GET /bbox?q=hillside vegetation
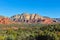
[0,23,60,40]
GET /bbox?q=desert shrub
[0,23,60,40]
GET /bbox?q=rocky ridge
[0,13,58,24]
[11,13,57,24]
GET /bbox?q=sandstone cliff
[11,13,56,24]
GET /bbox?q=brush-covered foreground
[0,23,60,40]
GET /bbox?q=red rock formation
[11,14,57,24]
[42,18,53,24]
[0,17,14,24]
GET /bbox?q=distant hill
[52,18,60,22]
[0,15,5,18]
[43,16,50,18]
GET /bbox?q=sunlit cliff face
[10,13,56,24]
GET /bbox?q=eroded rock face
[0,17,14,24]
[11,13,43,22]
[11,13,56,24]
[0,13,57,24]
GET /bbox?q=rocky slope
[0,13,58,24]
[11,13,57,24]
[0,16,14,24]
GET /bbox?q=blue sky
[0,0,60,18]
